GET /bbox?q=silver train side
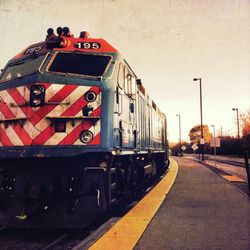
[0,28,169,228]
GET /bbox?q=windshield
[0,55,46,82]
[47,52,112,77]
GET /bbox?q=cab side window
[131,77,136,96]
[118,63,124,89]
[124,65,136,98]
[124,66,129,94]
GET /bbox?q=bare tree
[240,108,250,136]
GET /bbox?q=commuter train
[0,27,169,228]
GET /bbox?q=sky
[0,0,249,142]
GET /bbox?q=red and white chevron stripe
[0,83,101,146]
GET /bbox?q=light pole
[232,108,240,140]
[211,125,216,166]
[176,114,181,155]
[193,78,204,161]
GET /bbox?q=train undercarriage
[0,151,168,228]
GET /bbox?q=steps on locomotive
[109,167,118,205]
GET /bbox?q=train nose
[0,82,102,147]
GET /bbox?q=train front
[0,28,117,228]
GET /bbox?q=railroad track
[0,226,95,250]
[215,159,245,168]
[185,155,246,168]
[0,228,69,250]
[0,216,114,249]
[40,233,69,250]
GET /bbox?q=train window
[124,66,128,94]
[0,55,46,82]
[114,86,122,114]
[117,63,124,89]
[127,74,132,94]
[125,74,136,97]
[124,64,136,98]
[47,52,111,77]
[131,77,136,95]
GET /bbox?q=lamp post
[193,78,204,161]
[176,114,181,155]
[211,125,216,166]
[232,108,240,140]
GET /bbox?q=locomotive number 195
[74,42,101,50]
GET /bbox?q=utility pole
[193,78,204,161]
[232,108,240,140]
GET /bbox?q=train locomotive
[0,27,169,228]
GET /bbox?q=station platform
[135,157,250,250]
[89,157,250,250]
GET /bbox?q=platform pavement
[135,157,250,250]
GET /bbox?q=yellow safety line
[89,158,178,250]
[222,175,245,183]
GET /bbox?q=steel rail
[40,233,69,250]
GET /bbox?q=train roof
[12,28,119,61]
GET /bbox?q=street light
[211,125,216,166]
[232,108,240,140]
[193,78,204,161]
[176,114,182,155]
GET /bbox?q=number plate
[74,42,101,50]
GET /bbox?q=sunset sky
[0,0,249,142]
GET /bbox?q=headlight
[85,91,97,102]
[32,98,42,106]
[80,130,93,143]
[33,86,45,95]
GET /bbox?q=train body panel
[0,28,169,228]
